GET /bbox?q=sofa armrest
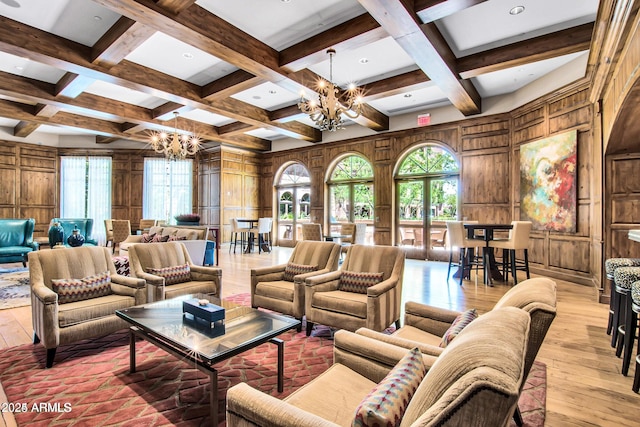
[226,382,339,427]
[354,328,444,358]
[27,241,39,251]
[403,301,462,337]
[304,270,341,286]
[121,235,143,245]
[333,330,438,383]
[31,282,57,304]
[189,264,222,281]
[251,264,287,279]
[136,271,164,286]
[366,276,398,297]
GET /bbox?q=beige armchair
[29,246,146,368]
[340,222,366,254]
[128,241,222,302]
[301,223,322,241]
[226,307,530,427]
[304,245,405,336]
[356,276,557,425]
[251,241,341,331]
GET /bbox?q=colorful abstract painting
[520,130,577,232]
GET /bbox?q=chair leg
[510,249,518,284]
[633,354,640,393]
[45,348,56,368]
[459,248,465,286]
[306,321,314,337]
[621,295,637,376]
[612,288,621,347]
[447,251,453,280]
[395,319,401,329]
[523,249,530,279]
[607,275,615,335]
[33,332,40,344]
[513,405,524,427]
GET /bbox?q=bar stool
[230,218,249,253]
[488,221,532,284]
[612,266,640,361]
[633,279,640,392]
[620,280,640,377]
[445,221,485,286]
[605,258,640,339]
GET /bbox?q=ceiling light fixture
[149,112,201,161]
[0,0,21,8]
[298,48,362,132]
[509,5,525,15]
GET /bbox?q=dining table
[461,223,513,286]
[237,219,259,253]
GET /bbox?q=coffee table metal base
[127,326,285,424]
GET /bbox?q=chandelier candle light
[298,49,363,132]
[149,112,201,160]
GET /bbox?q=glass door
[277,187,310,246]
[398,180,425,250]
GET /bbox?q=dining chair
[301,223,322,241]
[445,221,485,286]
[488,221,532,284]
[230,218,250,253]
[111,220,132,254]
[250,217,273,253]
[104,219,113,248]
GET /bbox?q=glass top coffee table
[116,294,300,424]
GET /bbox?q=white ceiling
[0,0,599,143]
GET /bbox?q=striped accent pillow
[147,263,191,285]
[52,271,112,304]
[151,234,170,243]
[168,235,187,242]
[353,347,426,427]
[283,263,318,282]
[141,233,154,243]
[338,270,384,294]
[439,308,478,347]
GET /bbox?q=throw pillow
[283,263,318,282]
[146,263,191,285]
[151,234,170,243]
[439,308,478,348]
[141,233,154,243]
[168,235,187,242]
[353,347,426,427]
[52,271,112,304]
[338,270,384,294]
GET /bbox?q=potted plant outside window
[175,213,200,226]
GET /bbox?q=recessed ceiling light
[359,58,369,64]
[281,0,291,3]
[183,52,194,59]
[0,0,21,8]
[253,95,262,100]
[268,90,277,94]
[14,66,23,71]
[93,15,102,21]
[509,5,525,15]
[404,93,412,98]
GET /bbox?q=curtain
[143,158,193,225]
[60,156,112,246]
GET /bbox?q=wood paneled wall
[260,85,599,288]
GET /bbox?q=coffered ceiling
[0,0,599,152]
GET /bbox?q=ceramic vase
[48,222,65,247]
[67,225,85,247]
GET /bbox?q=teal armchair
[0,218,38,266]
[52,218,98,246]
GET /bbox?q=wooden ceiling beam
[55,72,95,98]
[217,121,255,136]
[156,0,198,15]
[279,13,387,72]
[91,17,156,68]
[457,22,594,78]
[93,0,387,132]
[152,102,193,121]
[0,16,316,144]
[202,70,264,101]
[13,121,41,138]
[360,69,431,101]
[358,0,481,115]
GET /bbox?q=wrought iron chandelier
[298,49,362,132]
[149,112,201,160]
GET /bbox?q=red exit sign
[417,113,431,126]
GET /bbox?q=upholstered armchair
[227,307,530,427]
[356,276,557,425]
[29,246,146,368]
[52,218,98,246]
[301,223,322,241]
[304,245,405,336]
[251,241,341,331]
[0,218,38,266]
[128,241,222,302]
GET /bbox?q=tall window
[395,145,459,257]
[60,156,112,245]
[276,163,311,246]
[143,158,193,224]
[327,155,374,244]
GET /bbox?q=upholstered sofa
[51,218,98,246]
[226,307,530,427]
[29,246,146,368]
[119,225,215,266]
[0,218,38,266]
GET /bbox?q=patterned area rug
[0,294,546,426]
[0,267,30,310]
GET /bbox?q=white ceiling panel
[472,51,587,97]
[196,0,365,50]
[124,32,238,85]
[0,52,66,84]
[83,80,167,109]
[0,0,120,46]
[180,109,235,127]
[232,81,299,110]
[438,0,599,56]
[368,84,449,115]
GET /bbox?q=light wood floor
[1,246,638,426]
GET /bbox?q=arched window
[327,155,374,243]
[395,145,459,257]
[276,163,311,246]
